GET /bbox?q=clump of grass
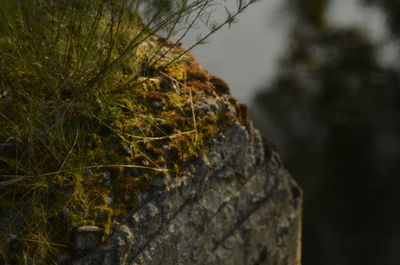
[0,0,256,263]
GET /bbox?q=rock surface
[68,122,302,265]
[75,226,104,253]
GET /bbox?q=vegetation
[0,0,256,263]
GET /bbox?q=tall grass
[0,0,257,263]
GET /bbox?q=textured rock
[69,120,302,265]
[75,226,104,252]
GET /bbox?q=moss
[163,64,187,81]
[209,75,231,95]
[237,103,249,126]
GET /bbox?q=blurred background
[184,0,400,265]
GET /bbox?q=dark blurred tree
[252,1,400,265]
[362,0,400,36]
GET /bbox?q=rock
[74,226,104,252]
[66,36,302,265]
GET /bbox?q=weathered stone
[74,226,104,252]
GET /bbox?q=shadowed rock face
[64,38,303,265]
